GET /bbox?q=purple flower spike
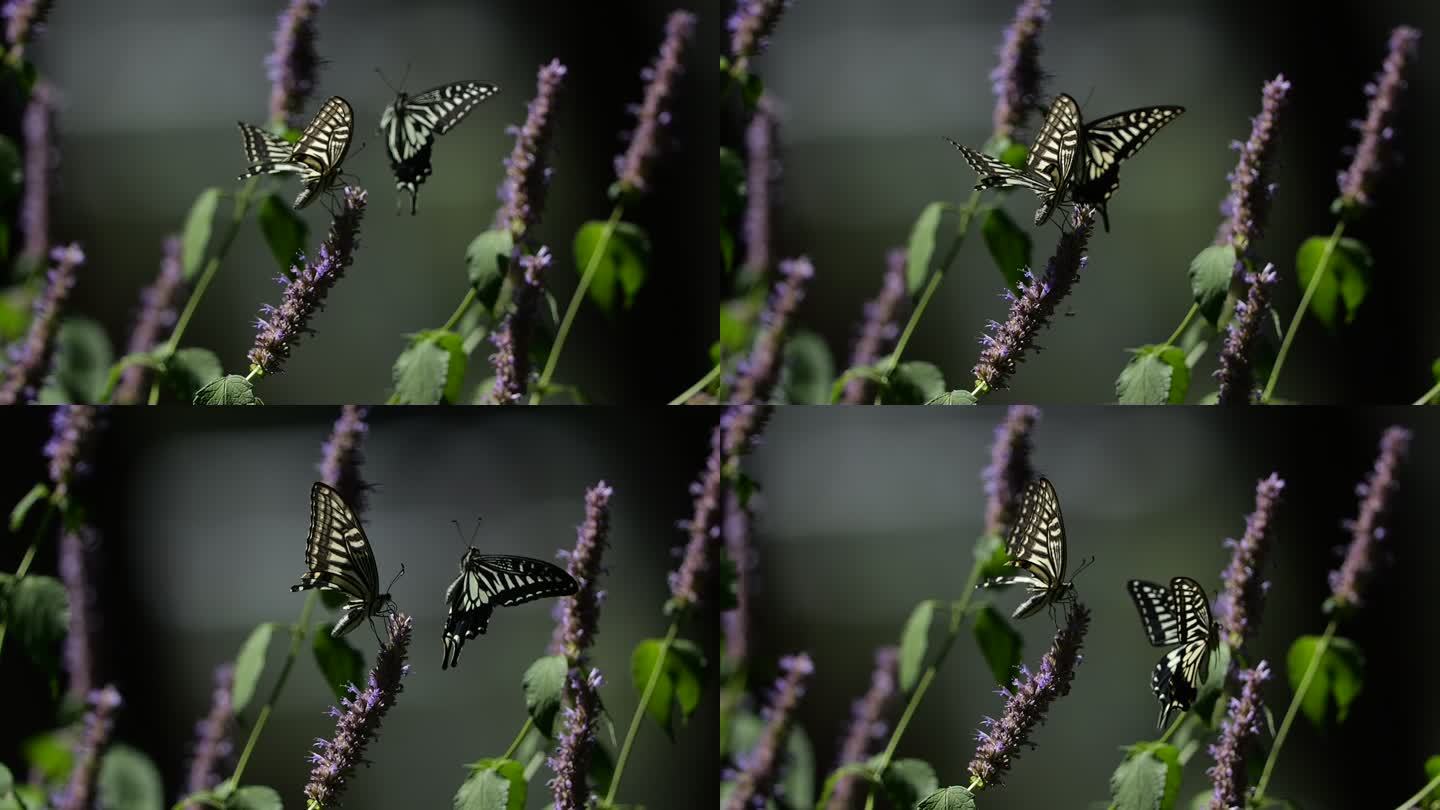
[972,207,1095,391]
[741,98,778,277]
[724,654,815,810]
[304,613,412,807]
[248,186,366,376]
[730,257,814,406]
[319,405,370,515]
[828,647,899,810]
[841,248,909,404]
[982,405,1041,536]
[115,236,188,404]
[990,0,1051,141]
[266,0,324,130]
[1216,75,1291,252]
[1214,474,1285,649]
[488,246,552,405]
[45,404,99,501]
[183,665,236,808]
[19,81,53,264]
[54,685,122,810]
[968,603,1089,788]
[2,0,53,63]
[614,11,695,197]
[1328,426,1412,609]
[0,243,85,405]
[1337,26,1421,211]
[1214,263,1279,406]
[549,667,603,810]
[729,0,790,68]
[495,60,566,243]
[721,488,755,664]
[1206,661,1270,810]
[60,527,98,702]
[552,482,613,664]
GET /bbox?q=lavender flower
[115,236,187,404]
[990,0,1051,142]
[551,482,613,664]
[841,248,908,404]
[1328,426,1412,610]
[1213,474,1285,649]
[549,667,603,810]
[2,0,53,64]
[0,243,85,405]
[730,257,814,405]
[828,647,899,810]
[973,207,1095,391]
[1216,75,1291,252]
[59,527,97,702]
[724,653,814,810]
[1337,26,1421,211]
[19,81,53,265]
[183,665,235,808]
[248,186,366,376]
[1214,263,1278,406]
[319,405,370,515]
[614,11,695,197]
[44,404,99,502]
[741,98,777,277]
[266,0,324,130]
[1206,661,1270,810]
[728,0,790,69]
[968,602,1089,788]
[488,247,551,404]
[305,613,412,807]
[982,405,1041,536]
[721,488,755,664]
[495,60,566,243]
[54,685,122,810]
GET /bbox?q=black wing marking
[441,550,578,670]
[291,481,380,603]
[946,138,1053,195]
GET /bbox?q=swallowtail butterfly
[291,482,400,638]
[1126,576,1219,728]
[979,477,1088,619]
[442,547,578,670]
[238,96,355,209]
[379,81,498,214]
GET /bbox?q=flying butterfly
[979,477,1090,620]
[291,481,401,638]
[379,80,498,214]
[441,537,578,670]
[238,95,355,209]
[1126,576,1219,728]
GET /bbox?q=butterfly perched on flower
[291,482,401,638]
[238,95,355,209]
[949,93,1184,231]
[1126,576,1220,728]
[442,546,578,670]
[979,477,1090,619]
[379,81,498,214]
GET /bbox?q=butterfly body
[379,81,498,214]
[980,477,1079,620]
[238,96,355,209]
[441,547,577,670]
[291,481,396,638]
[1126,576,1219,728]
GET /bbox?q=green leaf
[162,348,224,402]
[97,744,164,810]
[905,202,948,295]
[1191,642,1232,726]
[454,758,526,810]
[9,482,49,532]
[224,785,283,810]
[982,207,1032,289]
[181,188,223,281]
[231,623,275,715]
[720,146,746,222]
[391,330,465,404]
[1117,345,1189,405]
[0,763,11,796]
[631,638,706,736]
[1109,743,1181,810]
[22,729,74,783]
[928,389,978,405]
[898,600,936,691]
[971,605,1023,686]
[917,786,977,810]
[573,220,651,315]
[974,534,1012,581]
[781,330,834,404]
[1287,635,1364,727]
[998,140,1029,168]
[814,763,879,810]
[782,723,815,809]
[1295,236,1373,331]
[256,194,308,271]
[883,361,946,404]
[312,623,364,702]
[465,230,514,313]
[882,759,939,810]
[522,655,568,738]
[1423,755,1440,802]
[1188,245,1237,326]
[40,317,113,403]
[194,375,260,405]
[0,574,66,673]
[0,283,34,341]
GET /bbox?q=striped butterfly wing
[1128,576,1215,727]
[1023,94,1083,225]
[291,482,384,636]
[982,477,1069,619]
[381,81,498,214]
[1073,105,1184,230]
[290,96,355,209]
[441,551,578,670]
[1126,579,1185,647]
[237,124,304,178]
[946,138,1054,196]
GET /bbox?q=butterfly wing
[381,82,497,214]
[1137,576,1215,728]
[1024,95,1083,224]
[441,552,578,670]
[1126,579,1183,647]
[946,138,1053,195]
[289,96,355,208]
[1074,105,1184,230]
[291,482,381,605]
[236,123,306,179]
[982,478,1068,619]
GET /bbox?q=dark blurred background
[9,0,718,404]
[0,407,718,808]
[739,407,1436,809]
[733,0,1436,403]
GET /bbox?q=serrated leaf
[1287,635,1364,727]
[898,601,935,691]
[982,207,1032,289]
[312,623,364,702]
[465,230,513,314]
[905,202,947,295]
[194,375,259,405]
[391,330,465,404]
[257,194,307,271]
[928,389,978,405]
[163,348,224,401]
[1117,345,1189,405]
[1109,743,1181,810]
[39,317,113,403]
[574,220,650,315]
[0,574,66,674]
[181,188,222,281]
[231,623,275,715]
[1189,245,1237,326]
[97,744,164,810]
[917,786,977,810]
[631,638,706,737]
[523,655,568,738]
[454,758,526,810]
[883,361,945,404]
[781,330,834,404]
[224,785,283,810]
[971,605,1023,686]
[1295,236,1372,331]
[9,483,49,533]
[882,759,939,810]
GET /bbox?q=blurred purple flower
[841,248,908,404]
[551,481,613,663]
[1214,263,1278,406]
[828,647,899,810]
[115,236,187,404]
[1213,474,1285,649]
[19,81,53,265]
[54,685,122,810]
[729,0,790,67]
[721,488,755,664]
[741,98,778,277]
[44,404,99,501]
[1206,661,1270,810]
[0,243,85,405]
[266,0,324,130]
[982,405,1041,536]
[1216,75,1290,252]
[990,0,1050,142]
[1337,26,1420,211]
[1328,426,1411,609]
[730,257,814,405]
[248,186,366,376]
[495,60,566,242]
[319,405,370,515]
[59,526,97,702]
[2,0,52,63]
[488,246,551,405]
[183,665,235,808]
[548,667,603,810]
[724,653,814,810]
[614,11,695,197]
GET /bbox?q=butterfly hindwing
[946,138,1053,195]
[291,482,389,637]
[237,124,300,176]
[441,549,578,670]
[980,477,1073,620]
[380,81,497,214]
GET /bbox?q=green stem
[604,619,679,806]
[224,592,317,791]
[1156,712,1186,745]
[245,367,261,383]
[0,498,59,659]
[1412,377,1440,406]
[966,776,982,793]
[1252,618,1337,803]
[1160,303,1200,350]
[1261,220,1346,403]
[501,717,534,761]
[162,179,260,358]
[669,363,721,405]
[1394,769,1440,810]
[532,204,625,404]
[441,287,479,333]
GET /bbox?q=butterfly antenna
[375,66,400,95]
[468,516,483,548]
[1071,554,1097,582]
[387,562,407,593]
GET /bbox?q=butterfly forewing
[441,549,578,670]
[237,124,298,176]
[1024,95,1083,223]
[291,482,389,637]
[947,138,1052,195]
[381,81,497,214]
[981,477,1074,620]
[1073,105,1184,229]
